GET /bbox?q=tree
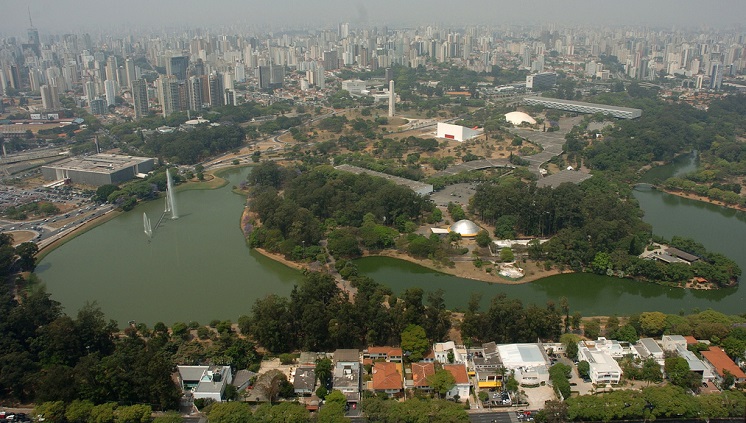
[114,404,152,423]
[66,399,94,423]
[639,312,667,337]
[583,319,601,339]
[253,402,309,423]
[315,357,333,389]
[208,402,253,423]
[640,357,663,384]
[475,230,491,248]
[317,402,347,423]
[615,324,639,343]
[664,357,697,389]
[15,242,39,271]
[325,389,347,407]
[152,412,184,423]
[577,361,590,379]
[255,369,287,403]
[499,247,514,263]
[34,401,67,423]
[401,324,429,362]
[94,184,119,203]
[565,341,579,361]
[89,403,117,423]
[427,369,456,398]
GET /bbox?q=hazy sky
[3,0,746,36]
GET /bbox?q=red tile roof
[411,363,435,388]
[443,364,469,384]
[372,362,403,391]
[701,347,746,379]
[367,346,403,357]
[683,336,698,345]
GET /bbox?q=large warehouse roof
[497,344,548,368]
[523,97,642,119]
[505,111,536,125]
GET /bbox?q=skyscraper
[188,76,203,111]
[167,56,189,81]
[131,79,149,119]
[124,58,136,89]
[710,63,723,90]
[156,75,180,117]
[106,56,118,83]
[323,50,339,70]
[208,72,224,106]
[104,79,117,106]
[40,84,61,111]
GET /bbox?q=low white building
[433,341,467,364]
[497,344,550,385]
[341,79,367,95]
[177,365,233,402]
[436,122,482,142]
[443,364,471,400]
[638,338,665,364]
[577,342,622,385]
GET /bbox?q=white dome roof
[505,111,537,125]
[449,219,481,237]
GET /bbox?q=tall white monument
[388,80,395,117]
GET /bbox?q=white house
[177,365,232,402]
[577,342,622,385]
[443,364,471,400]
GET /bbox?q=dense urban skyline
[3,0,746,35]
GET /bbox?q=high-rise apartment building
[40,84,60,111]
[167,56,189,81]
[208,72,224,106]
[188,76,203,111]
[131,79,149,119]
[323,50,339,70]
[124,58,136,89]
[156,75,180,117]
[104,79,117,106]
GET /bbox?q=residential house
[293,367,316,396]
[365,346,404,363]
[410,362,435,391]
[577,341,622,385]
[701,347,746,387]
[661,335,687,352]
[443,364,471,400]
[433,341,467,364]
[231,369,256,393]
[332,349,362,403]
[372,362,403,397]
[638,338,665,364]
[675,345,715,382]
[177,365,232,402]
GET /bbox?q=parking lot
[430,183,479,208]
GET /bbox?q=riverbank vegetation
[576,91,746,207]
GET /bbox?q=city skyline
[3,0,746,36]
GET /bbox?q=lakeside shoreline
[34,168,236,262]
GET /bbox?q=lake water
[36,156,746,325]
[36,167,303,326]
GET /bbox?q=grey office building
[41,154,155,186]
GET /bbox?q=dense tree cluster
[460,293,563,346]
[137,124,245,165]
[247,163,432,260]
[565,385,745,421]
[240,272,451,354]
[0,284,179,408]
[361,396,469,422]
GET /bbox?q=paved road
[505,115,584,175]
[469,411,519,423]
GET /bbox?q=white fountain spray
[165,168,178,220]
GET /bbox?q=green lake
[36,157,746,325]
